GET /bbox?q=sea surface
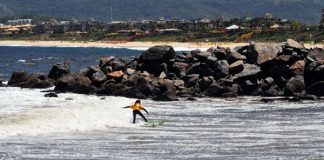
[0,46,324,160]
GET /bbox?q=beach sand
[0,40,322,50]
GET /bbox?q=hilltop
[0,0,323,24]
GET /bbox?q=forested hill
[0,0,323,24]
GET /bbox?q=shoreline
[0,40,322,50]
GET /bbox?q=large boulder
[48,63,71,80]
[304,62,324,87]
[246,43,282,65]
[8,72,54,88]
[226,49,246,64]
[91,70,107,87]
[136,77,155,96]
[229,60,244,75]
[171,62,189,78]
[55,74,91,94]
[8,71,29,86]
[99,57,114,68]
[308,48,324,63]
[208,47,227,60]
[306,81,324,96]
[139,45,176,63]
[285,75,305,95]
[286,39,304,50]
[21,74,54,88]
[232,64,261,83]
[192,51,213,61]
[214,60,229,78]
[153,90,179,101]
[205,82,226,97]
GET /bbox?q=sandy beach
[0,40,322,50]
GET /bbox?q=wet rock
[226,49,246,64]
[158,79,176,92]
[107,58,127,72]
[153,90,179,101]
[84,66,102,79]
[192,51,213,61]
[136,77,154,96]
[229,60,244,74]
[306,81,324,96]
[8,71,29,86]
[184,74,200,87]
[308,48,324,63]
[205,82,225,97]
[285,75,305,95]
[187,62,201,75]
[65,98,73,100]
[234,64,260,80]
[167,73,178,80]
[286,39,304,50]
[55,74,91,94]
[198,76,214,91]
[48,63,71,80]
[208,47,227,60]
[214,60,229,78]
[8,72,54,88]
[92,70,107,87]
[139,45,176,63]
[44,92,58,98]
[99,57,114,68]
[206,56,218,65]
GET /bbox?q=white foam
[17,59,26,63]
[0,87,140,138]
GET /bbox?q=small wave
[17,59,26,63]
[0,87,139,138]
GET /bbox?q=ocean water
[0,46,324,159]
[0,46,143,80]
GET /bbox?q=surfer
[123,99,149,123]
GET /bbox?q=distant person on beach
[123,99,149,123]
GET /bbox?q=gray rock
[214,60,229,78]
[286,39,304,50]
[139,45,176,63]
[48,63,71,80]
[229,60,244,74]
[285,75,305,95]
[247,43,282,65]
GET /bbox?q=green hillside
[0,0,323,24]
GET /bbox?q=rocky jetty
[5,39,324,101]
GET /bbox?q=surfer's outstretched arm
[142,108,149,115]
[123,106,130,108]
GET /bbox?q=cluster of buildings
[0,12,322,37]
[0,19,34,35]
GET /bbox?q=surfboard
[142,120,165,127]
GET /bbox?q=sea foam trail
[0,87,139,138]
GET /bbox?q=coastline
[0,40,322,50]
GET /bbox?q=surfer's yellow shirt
[130,103,144,111]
